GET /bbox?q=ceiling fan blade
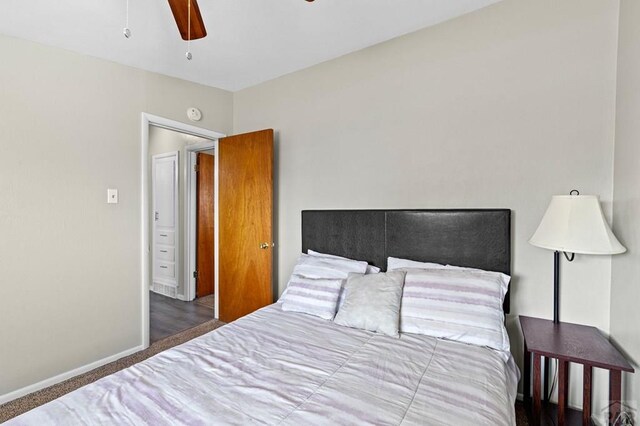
[167,0,207,41]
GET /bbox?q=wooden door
[196,153,215,298]
[218,129,273,322]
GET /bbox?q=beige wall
[148,126,212,298]
[2,0,637,419]
[611,0,640,414]
[234,0,620,413]
[0,34,232,397]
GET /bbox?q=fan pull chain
[185,0,193,60]
[123,0,131,38]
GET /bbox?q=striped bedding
[8,304,519,425]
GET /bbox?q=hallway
[150,292,214,343]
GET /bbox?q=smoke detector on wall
[187,107,202,122]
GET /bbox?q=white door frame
[185,142,215,302]
[141,113,225,349]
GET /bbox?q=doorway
[142,114,225,347]
[149,127,217,343]
[141,113,275,348]
[185,145,216,303]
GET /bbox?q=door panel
[218,129,273,322]
[196,153,215,298]
[152,152,178,292]
[154,158,176,228]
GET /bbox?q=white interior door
[152,151,179,298]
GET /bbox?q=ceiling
[0,0,500,92]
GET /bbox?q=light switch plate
[107,189,118,204]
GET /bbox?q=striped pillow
[400,268,510,354]
[281,275,343,320]
[308,250,381,274]
[292,254,369,279]
[278,254,369,307]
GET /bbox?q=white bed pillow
[387,257,511,293]
[292,253,369,279]
[445,264,511,293]
[387,256,446,271]
[281,275,343,320]
[399,268,510,354]
[334,271,406,337]
[308,249,381,274]
[278,254,369,304]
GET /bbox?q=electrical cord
[613,410,635,425]
[548,360,559,401]
[543,359,559,426]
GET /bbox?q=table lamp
[529,190,626,324]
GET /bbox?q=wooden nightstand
[520,316,634,426]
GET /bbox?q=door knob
[260,242,270,249]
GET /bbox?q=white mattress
[8,304,519,425]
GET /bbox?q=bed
[8,209,519,425]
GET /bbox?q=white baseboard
[0,344,144,405]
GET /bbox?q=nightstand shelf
[519,316,634,426]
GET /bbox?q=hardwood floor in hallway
[150,291,214,343]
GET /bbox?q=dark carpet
[516,401,529,425]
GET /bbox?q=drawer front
[155,261,175,280]
[156,230,175,246]
[156,246,175,262]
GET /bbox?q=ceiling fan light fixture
[123,0,131,39]
[185,0,192,60]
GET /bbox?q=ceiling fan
[167,0,207,41]
[165,0,316,42]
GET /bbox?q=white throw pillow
[308,249,381,274]
[445,264,511,293]
[334,271,406,337]
[281,275,343,320]
[278,254,369,304]
[399,268,510,354]
[387,256,446,271]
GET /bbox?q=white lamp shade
[529,195,626,255]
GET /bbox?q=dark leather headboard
[302,209,512,313]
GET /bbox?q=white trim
[214,140,220,319]
[185,151,197,301]
[186,140,217,152]
[145,114,225,141]
[141,113,225,348]
[0,344,144,405]
[141,115,150,349]
[184,141,216,302]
